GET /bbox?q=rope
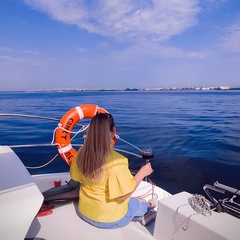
[115,135,143,153]
[130,169,158,202]
[9,143,56,148]
[176,194,212,231]
[49,126,71,165]
[0,113,60,122]
[51,124,86,166]
[136,180,158,203]
[26,154,59,169]
[188,194,212,216]
[57,122,89,135]
[2,113,152,170]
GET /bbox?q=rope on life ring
[55,104,115,165]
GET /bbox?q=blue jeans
[79,197,149,229]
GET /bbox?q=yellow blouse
[70,150,136,222]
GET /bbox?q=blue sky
[0,0,240,90]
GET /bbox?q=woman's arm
[117,162,153,201]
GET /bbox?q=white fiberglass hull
[1,146,239,240]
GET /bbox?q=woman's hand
[139,162,153,177]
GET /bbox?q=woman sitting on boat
[70,113,157,228]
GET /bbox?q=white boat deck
[27,199,156,240]
[1,145,239,240]
[0,146,171,240]
[27,173,170,240]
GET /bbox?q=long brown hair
[76,113,115,181]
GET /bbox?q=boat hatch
[0,146,44,240]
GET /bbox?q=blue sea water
[0,91,239,195]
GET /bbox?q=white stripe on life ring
[75,106,84,120]
[58,144,72,154]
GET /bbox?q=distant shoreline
[0,87,240,93]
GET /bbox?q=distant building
[219,86,230,90]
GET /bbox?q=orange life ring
[55,104,115,165]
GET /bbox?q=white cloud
[222,18,240,52]
[102,40,211,62]
[0,54,49,67]
[21,50,41,55]
[1,55,26,63]
[0,47,13,52]
[24,0,200,43]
